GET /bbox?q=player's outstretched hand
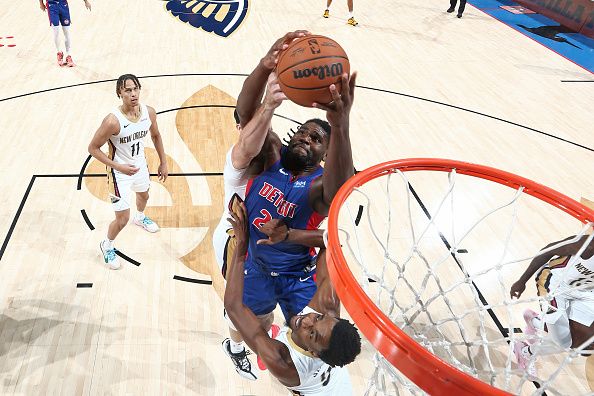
[84,0,92,11]
[313,71,357,128]
[261,30,310,70]
[39,2,46,12]
[229,202,249,249]
[257,218,289,245]
[509,280,526,299]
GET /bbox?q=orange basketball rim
[325,158,594,396]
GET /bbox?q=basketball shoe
[57,51,64,66]
[134,215,160,233]
[347,17,358,26]
[323,9,329,18]
[447,6,455,12]
[513,341,537,377]
[100,240,121,270]
[65,55,75,67]
[257,324,280,370]
[222,338,257,380]
[523,309,540,344]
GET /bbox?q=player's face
[119,80,140,106]
[286,123,328,168]
[289,312,338,357]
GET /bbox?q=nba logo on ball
[277,35,350,107]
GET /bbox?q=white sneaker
[134,216,159,233]
[222,338,257,380]
[100,241,121,270]
[513,341,537,377]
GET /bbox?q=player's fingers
[312,102,331,111]
[256,239,271,245]
[348,71,357,99]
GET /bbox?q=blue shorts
[47,1,71,26]
[243,259,317,321]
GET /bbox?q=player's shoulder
[103,113,120,127]
[145,105,157,117]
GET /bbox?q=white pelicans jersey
[107,104,151,171]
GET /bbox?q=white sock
[230,340,244,354]
[51,25,61,52]
[348,12,354,18]
[62,25,71,55]
[136,211,146,221]
[104,238,114,250]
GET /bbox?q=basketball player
[39,0,91,67]
[510,234,594,376]
[220,30,357,379]
[88,74,168,270]
[215,108,326,380]
[323,0,358,26]
[225,202,361,394]
[447,0,466,18]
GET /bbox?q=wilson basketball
[276,35,350,108]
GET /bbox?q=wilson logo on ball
[292,63,344,80]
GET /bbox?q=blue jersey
[244,147,325,275]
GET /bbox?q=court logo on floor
[165,0,249,37]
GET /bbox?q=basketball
[276,35,350,108]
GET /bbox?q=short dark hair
[116,74,141,98]
[318,319,361,367]
[303,118,331,140]
[233,108,240,124]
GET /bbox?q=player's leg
[347,0,358,26]
[100,170,134,269]
[47,2,64,65]
[58,1,75,66]
[447,0,457,13]
[132,166,159,232]
[324,0,332,18]
[567,297,594,349]
[457,0,467,17]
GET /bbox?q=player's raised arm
[307,249,340,316]
[236,30,309,126]
[231,73,285,170]
[310,72,357,215]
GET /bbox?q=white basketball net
[332,167,594,396]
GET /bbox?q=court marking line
[0,74,589,152]
[407,181,545,392]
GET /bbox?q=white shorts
[107,164,150,212]
[567,297,594,326]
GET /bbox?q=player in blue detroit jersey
[221,31,357,379]
[39,0,91,67]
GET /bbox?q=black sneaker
[222,338,257,380]
[447,6,455,12]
